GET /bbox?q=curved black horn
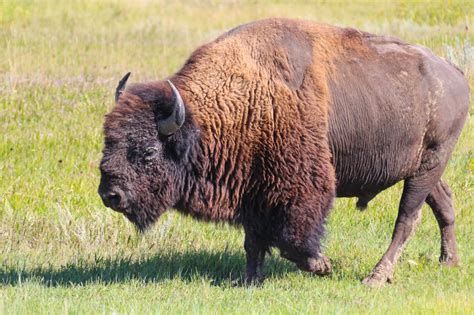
[115,72,131,102]
[157,80,185,136]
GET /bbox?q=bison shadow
[0,250,298,287]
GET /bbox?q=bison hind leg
[363,148,452,287]
[425,180,459,267]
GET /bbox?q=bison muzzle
[98,18,470,286]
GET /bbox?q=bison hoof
[297,255,332,276]
[243,274,264,286]
[362,271,393,287]
[439,254,459,267]
[312,255,333,276]
[356,199,368,211]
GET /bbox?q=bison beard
[98,18,469,286]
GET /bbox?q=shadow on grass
[0,250,297,287]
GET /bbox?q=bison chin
[121,204,167,233]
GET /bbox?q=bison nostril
[100,188,126,211]
[107,192,121,207]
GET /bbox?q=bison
[98,18,469,286]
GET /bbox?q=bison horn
[157,80,185,136]
[115,72,131,102]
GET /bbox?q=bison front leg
[295,254,332,276]
[243,228,267,285]
[279,243,332,276]
[278,206,333,277]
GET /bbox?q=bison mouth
[121,210,149,233]
[119,204,160,233]
[100,190,168,232]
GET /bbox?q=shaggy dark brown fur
[98,18,469,286]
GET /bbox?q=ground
[0,0,473,314]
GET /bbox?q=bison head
[98,73,196,231]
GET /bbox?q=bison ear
[115,72,131,102]
[157,80,185,136]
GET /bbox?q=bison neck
[175,131,251,223]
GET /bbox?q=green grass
[1,0,473,313]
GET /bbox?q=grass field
[1,0,473,313]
